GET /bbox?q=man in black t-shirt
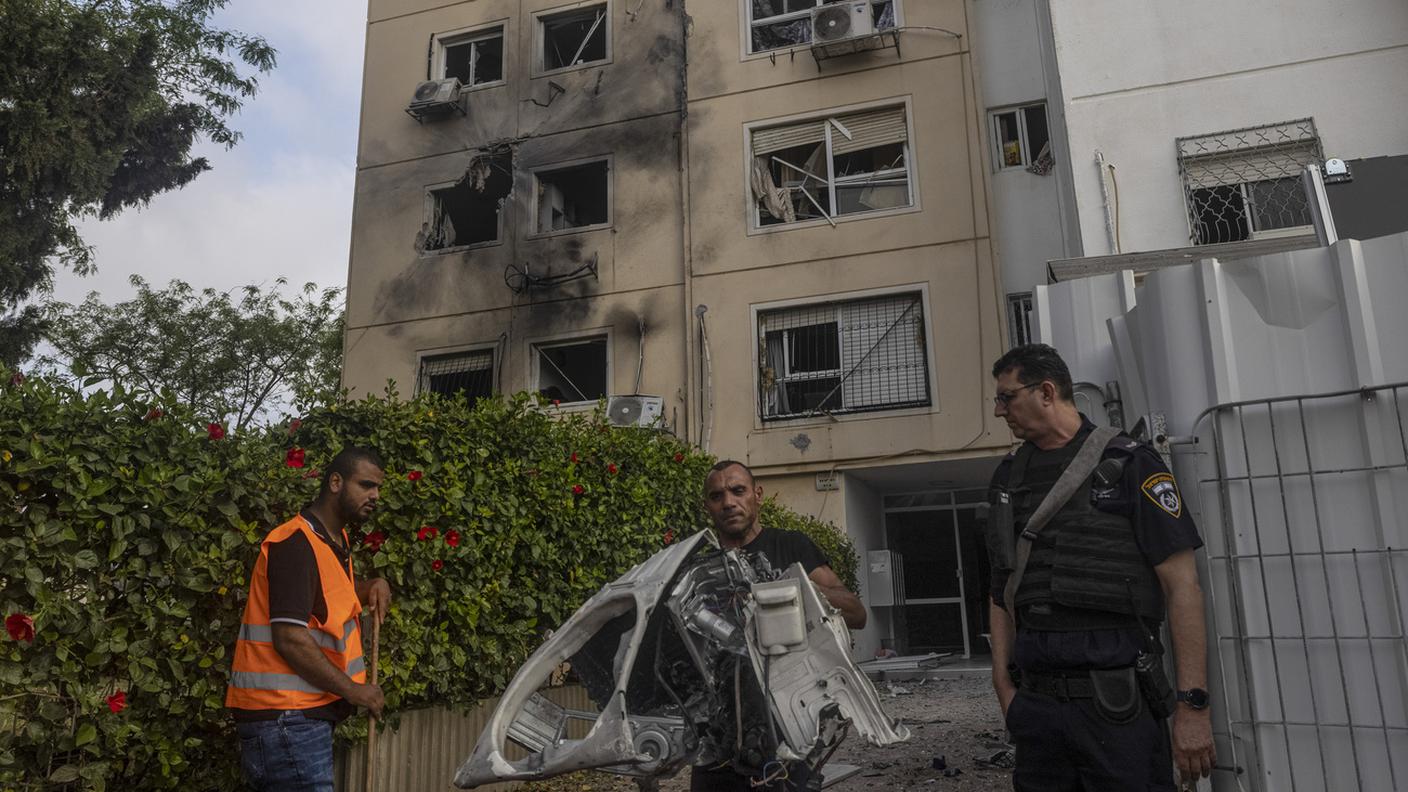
[691,460,866,792]
[985,344,1215,791]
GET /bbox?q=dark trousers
[1006,689,1176,791]
[690,761,818,792]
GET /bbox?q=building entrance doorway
[884,494,991,657]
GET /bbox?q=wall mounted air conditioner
[606,395,663,428]
[811,1,875,43]
[406,78,463,120]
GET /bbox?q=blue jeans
[235,710,335,791]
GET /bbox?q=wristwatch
[1176,688,1210,709]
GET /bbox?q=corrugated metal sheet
[334,686,594,792]
[1036,232,1408,792]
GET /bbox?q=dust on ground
[521,672,1014,792]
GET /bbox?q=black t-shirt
[231,510,355,722]
[986,418,1204,671]
[741,527,830,576]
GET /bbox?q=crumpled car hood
[453,532,909,788]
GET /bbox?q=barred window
[749,105,913,228]
[1006,292,1033,348]
[758,292,929,420]
[748,0,897,54]
[1177,119,1322,246]
[419,349,494,403]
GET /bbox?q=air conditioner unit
[811,1,875,44]
[606,395,664,428]
[407,77,463,119]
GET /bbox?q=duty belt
[1020,669,1124,700]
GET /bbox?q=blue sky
[52,0,368,305]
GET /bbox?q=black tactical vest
[1004,436,1165,623]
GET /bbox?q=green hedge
[0,373,857,790]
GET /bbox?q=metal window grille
[758,293,929,420]
[748,0,896,53]
[1006,292,1033,347]
[1177,119,1323,246]
[418,350,494,403]
[1178,382,1408,791]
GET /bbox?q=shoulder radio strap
[1002,425,1121,624]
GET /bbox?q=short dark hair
[320,446,384,493]
[706,459,755,486]
[991,343,1074,402]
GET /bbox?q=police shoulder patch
[1140,472,1183,518]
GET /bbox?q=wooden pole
[364,616,380,792]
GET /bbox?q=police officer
[984,345,1215,790]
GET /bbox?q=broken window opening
[541,5,608,71]
[749,0,897,54]
[423,154,513,252]
[759,292,928,420]
[751,106,912,228]
[442,27,504,87]
[419,349,495,403]
[535,336,608,404]
[536,160,610,233]
[989,102,1050,173]
[1006,292,1034,348]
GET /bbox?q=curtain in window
[750,156,796,222]
[761,331,790,417]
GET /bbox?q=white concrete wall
[1046,0,1408,255]
[842,474,888,659]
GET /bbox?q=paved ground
[521,670,1014,792]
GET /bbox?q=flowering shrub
[0,372,856,790]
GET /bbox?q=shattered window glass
[536,160,610,232]
[750,0,896,54]
[541,5,608,71]
[535,336,608,404]
[422,154,512,251]
[442,27,504,87]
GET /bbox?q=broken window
[1006,292,1033,348]
[441,27,504,87]
[419,349,495,403]
[540,5,608,71]
[535,336,608,404]
[535,159,610,233]
[749,0,896,54]
[422,154,513,251]
[1177,119,1321,245]
[749,105,912,228]
[759,292,928,420]
[989,102,1051,173]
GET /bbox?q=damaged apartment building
[343,0,1014,661]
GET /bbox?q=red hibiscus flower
[407,470,423,482]
[551,399,561,407]
[607,463,619,475]
[286,418,302,436]
[431,559,444,572]
[285,447,306,468]
[207,423,226,440]
[417,525,439,541]
[144,408,164,421]
[663,529,675,545]
[673,452,685,463]
[6,613,34,642]
[362,531,386,552]
[8,372,23,386]
[106,690,127,713]
[570,452,579,464]
[445,530,461,548]
[572,484,585,495]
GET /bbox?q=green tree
[42,276,344,431]
[0,0,277,365]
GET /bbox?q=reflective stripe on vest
[226,515,365,711]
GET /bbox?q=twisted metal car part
[454,532,909,788]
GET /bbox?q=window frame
[434,22,508,91]
[415,344,498,401]
[533,1,612,78]
[750,284,935,426]
[741,0,901,58]
[1006,292,1034,348]
[527,154,614,238]
[744,97,920,235]
[987,101,1048,173]
[528,329,613,409]
[421,173,508,255]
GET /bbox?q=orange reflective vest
[225,515,366,711]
